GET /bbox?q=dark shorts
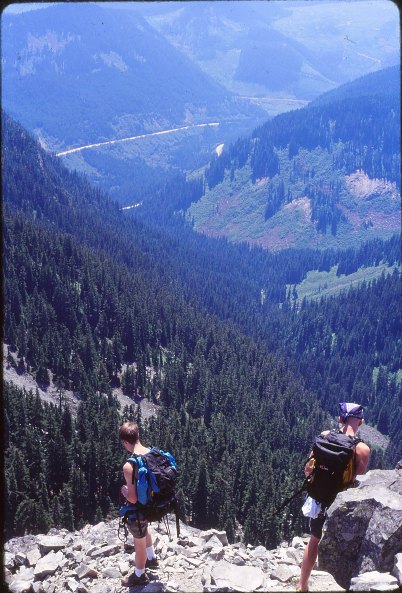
[126,517,148,539]
[309,508,327,539]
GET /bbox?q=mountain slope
[186,66,400,250]
[3,112,327,545]
[2,3,251,147]
[3,113,401,548]
[1,2,265,203]
[4,112,401,454]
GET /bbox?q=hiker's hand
[304,457,314,477]
[121,485,128,499]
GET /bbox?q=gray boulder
[8,581,34,593]
[101,566,121,578]
[210,560,264,592]
[37,536,66,555]
[10,567,34,583]
[5,552,16,571]
[66,579,89,593]
[270,564,299,583]
[14,552,27,567]
[308,569,345,591]
[356,469,402,492]
[33,550,64,579]
[87,543,120,558]
[349,570,399,591]
[203,535,224,550]
[75,563,98,579]
[319,466,402,589]
[207,547,225,561]
[392,553,402,585]
[200,529,229,546]
[26,547,42,567]
[251,545,268,559]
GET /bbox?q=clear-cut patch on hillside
[345,170,399,201]
[27,31,76,53]
[98,51,129,72]
[283,197,312,220]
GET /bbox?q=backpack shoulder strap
[351,436,363,462]
[127,454,140,468]
[127,455,145,484]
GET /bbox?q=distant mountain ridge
[2,3,258,148]
[2,2,265,203]
[126,0,400,106]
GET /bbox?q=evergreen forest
[3,91,401,549]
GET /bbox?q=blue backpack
[119,447,179,537]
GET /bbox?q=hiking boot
[121,572,149,587]
[146,556,158,569]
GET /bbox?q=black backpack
[305,430,360,507]
[273,430,360,515]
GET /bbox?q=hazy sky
[3,0,400,14]
[3,2,53,13]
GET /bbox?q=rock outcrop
[5,464,402,593]
[319,464,402,590]
[5,520,342,593]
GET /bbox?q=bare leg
[134,536,147,570]
[298,534,320,591]
[145,531,152,548]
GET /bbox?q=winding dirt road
[56,122,220,157]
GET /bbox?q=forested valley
[3,102,401,548]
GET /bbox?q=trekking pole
[173,498,180,538]
[269,478,309,518]
[269,449,316,518]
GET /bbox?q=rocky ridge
[5,464,402,593]
[5,519,342,593]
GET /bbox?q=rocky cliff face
[5,464,402,593]
[319,462,402,591]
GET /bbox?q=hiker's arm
[121,462,137,504]
[354,442,370,477]
[304,453,314,477]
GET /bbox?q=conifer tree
[192,458,210,529]
[61,485,75,531]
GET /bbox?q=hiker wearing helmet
[119,421,158,587]
[297,403,370,592]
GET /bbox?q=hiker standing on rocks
[297,402,370,592]
[119,421,158,587]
